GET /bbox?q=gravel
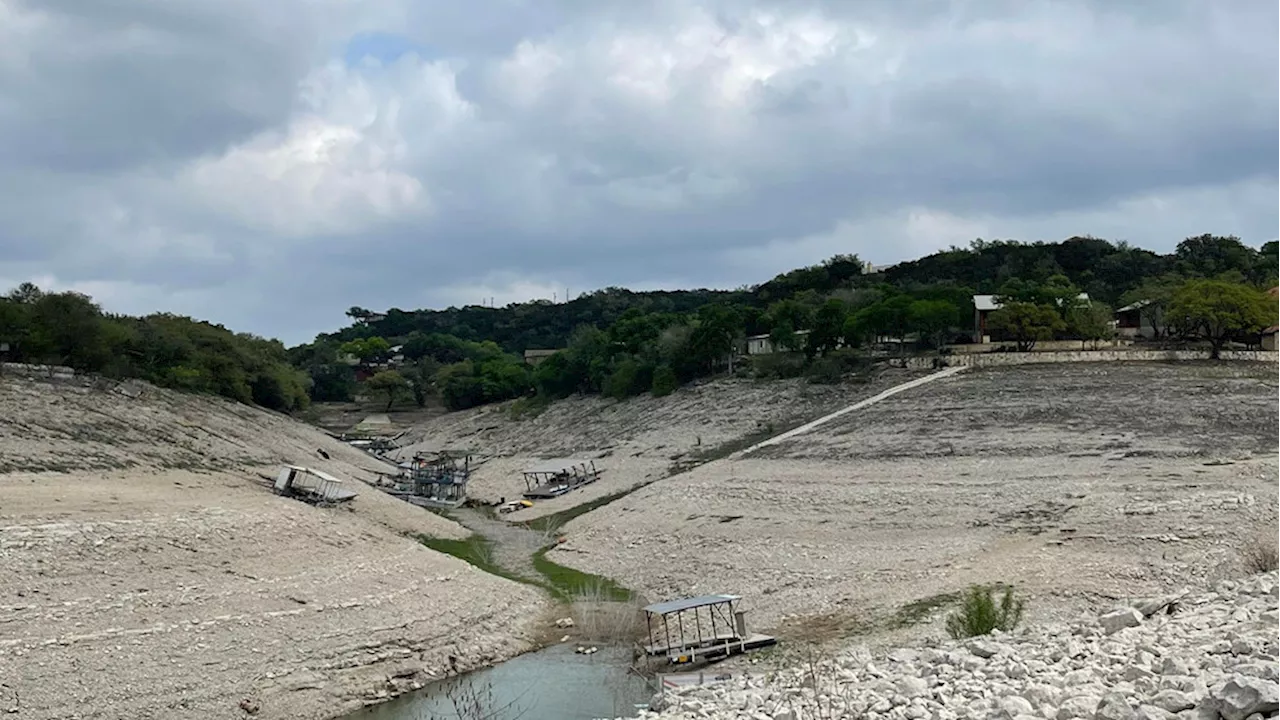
[635,572,1280,720]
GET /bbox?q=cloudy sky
[1,0,1276,344]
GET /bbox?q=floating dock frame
[641,594,777,666]
[274,465,358,504]
[521,459,601,500]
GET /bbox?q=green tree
[366,369,411,410]
[907,299,960,350]
[1174,235,1258,279]
[765,299,811,353]
[602,356,651,399]
[689,304,743,372]
[26,292,114,370]
[532,352,577,400]
[404,357,440,407]
[339,336,391,364]
[1041,274,1084,318]
[1168,279,1276,358]
[1067,302,1115,349]
[856,295,913,349]
[987,302,1066,352]
[805,298,848,358]
[6,282,44,304]
[436,361,484,410]
[650,364,679,397]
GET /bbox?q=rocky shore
[641,572,1279,720]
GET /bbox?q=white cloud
[0,0,1274,344]
[181,116,427,238]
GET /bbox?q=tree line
[0,283,309,411]
[293,234,1277,412]
[2,234,1273,415]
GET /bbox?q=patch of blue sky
[343,32,435,67]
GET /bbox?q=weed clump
[1241,532,1280,574]
[945,585,1025,639]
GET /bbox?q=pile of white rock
[638,572,1278,720]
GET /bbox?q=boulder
[1149,690,1196,713]
[1099,609,1143,635]
[1057,695,1101,719]
[967,639,1007,659]
[1211,676,1279,720]
[998,696,1035,718]
[1096,693,1137,720]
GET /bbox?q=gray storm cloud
[0,0,1275,344]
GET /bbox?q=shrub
[1241,532,1279,574]
[945,585,1025,639]
[749,352,807,380]
[803,349,870,385]
[651,364,679,396]
[603,357,652,399]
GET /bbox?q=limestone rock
[1211,676,1279,720]
[1099,608,1143,635]
[1096,693,1137,720]
[968,638,1006,659]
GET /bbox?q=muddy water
[343,643,655,720]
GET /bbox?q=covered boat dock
[642,594,776,666]
[521,459,601,499]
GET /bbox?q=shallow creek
[342,643,655,720]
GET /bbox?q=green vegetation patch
[418,532,633,603]
[532,547,632,602]
[417,534,531,587]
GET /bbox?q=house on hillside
[523,348,562,366]
[1114,300,1161,339]
[861,260,899,275]
[972,293,1090,344]
[1262,326,1278,352]
[972,295,1002,344]
[746,330,810,355]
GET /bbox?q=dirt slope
[0,376,547,720]
[552,362,1279,641]
[393,369,927,519]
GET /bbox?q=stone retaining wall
[895,350,1280,371]
[0,362,75,380]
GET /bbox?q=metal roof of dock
[643,594,741,615]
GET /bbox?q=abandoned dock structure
[273,465,358,505]
[521,459,601,500]
[387,451,473,509]
[642,594,777,666]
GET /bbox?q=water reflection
[344,644,654,720]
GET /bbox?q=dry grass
[569,579,646,644]
[1241,531,1280,574]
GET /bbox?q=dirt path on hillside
[555,362,1280,644]
[733,366,968,457]
[456,369,972,592]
